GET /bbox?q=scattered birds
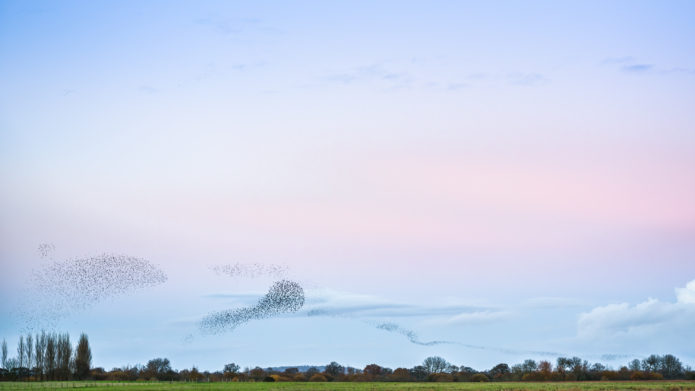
[211,263,288,279]
[37,243,55,259]
[376,322,453,346]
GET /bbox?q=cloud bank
[577,279,695,356]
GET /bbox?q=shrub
[470,373,489,382]
[631,371,646,380]
[522,372,546,381]
[600,371,619,381]
[429,373,454,382]
[648,372,664,380]
[391,368,412,381]
[309,374,328,382]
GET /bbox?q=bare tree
[423,356,449,374]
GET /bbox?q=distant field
[1,382,695,391]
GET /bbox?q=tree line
[2,332,694,383]
[187,355,694,383]
[1,332,91,381]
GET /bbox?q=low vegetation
[2,381,695,391]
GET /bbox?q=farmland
[1,382,695,391]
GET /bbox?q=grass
[1,382,695,391]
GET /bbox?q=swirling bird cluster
[200,279,305,334]
[25,253,167,327]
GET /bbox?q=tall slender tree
[17,335,25,370]
[45,333,56,380]
[74,333,91,380]
[1,339,7,369]
[35,331,47,380]
[56,333,72,380]
[25,334,33,372]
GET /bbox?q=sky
[1,0,695,372]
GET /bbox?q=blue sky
[1,0,695,371]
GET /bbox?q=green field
[1,382,695,391]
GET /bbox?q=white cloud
[446,310,512,325]
[676,279,695,304]
[577,279,695,351]
[523,296,585,309]
[577,298,687,338]
[303,288,489,319]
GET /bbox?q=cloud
[577,279,695,341]
[603,56,695,75]
[662,67,695,75]
[444,310,511,325]
[446,82,469,91]
[578,299,683,337]
[304,289,549,353]
[303,289,489,319]
[138,85,158,94]
[507,72,547,86]
[523,297,585,309]
[601,56,693,75]
[601,56,635,65]
[195,16,262,35]
[306,303,490,318]
[676,280,695,304]
[621,64,653,73]
[325,64,411,89]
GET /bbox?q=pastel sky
[1,0,694,371]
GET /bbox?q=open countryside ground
[1,382,695,391]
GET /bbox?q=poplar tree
[1,339,7,369]
[25,334,33,371]
[35,331,47,380]
[56,333,71,379]
[17,335,24,370]
[45,334,56,379]
[74,333,91,380]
